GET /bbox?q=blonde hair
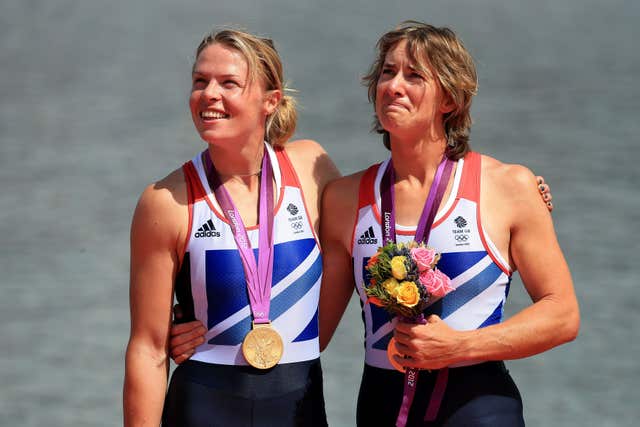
[194,29,297,146]
[362,21,478,159]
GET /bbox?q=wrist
[456,329,481,363]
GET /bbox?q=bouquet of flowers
[364,241,453,319]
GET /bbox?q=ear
[439,92,456,114]
[263,89,282,115]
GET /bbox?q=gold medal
[242,322,284,369]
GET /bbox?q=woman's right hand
[170,304,207,364]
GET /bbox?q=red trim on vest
[180,162,198,267]
[274,147,320,247]
[359,163,381,209]
[351,164,382,254]
[183,161,208,203]
[457,151,481,202]
[460,152,511,275]
[274,146,297,187]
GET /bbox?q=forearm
[459,296,579,363]
[319,288,352,351]
[123,344,169,427]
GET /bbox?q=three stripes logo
[357,226,378,245]
[194,219,221,238]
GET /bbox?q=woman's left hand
[392,315,464,370]
[536,176,554,212]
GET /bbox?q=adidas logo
[357,226,378,245]
[194,219,221,238]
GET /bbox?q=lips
[383,101,409,112]
[200,110,229,121]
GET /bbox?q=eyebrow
[191,71,242,79]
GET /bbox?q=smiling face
[189,43,279,146]
[375,40,453,143]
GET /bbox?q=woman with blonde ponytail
[124,28,339,427]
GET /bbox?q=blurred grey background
[1,0,639,425]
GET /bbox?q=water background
[1,0,639,425]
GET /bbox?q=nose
[203,80,221,101]
[385,72,405,97]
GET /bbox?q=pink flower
[410,247,437,272]
[419,269,454,298]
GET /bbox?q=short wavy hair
[362,21,478,159]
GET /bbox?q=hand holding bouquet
[364,241,453,319]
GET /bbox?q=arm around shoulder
[318,174,361,351]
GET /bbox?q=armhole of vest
[276,147,321,248]
[467,153,511,275]
[181,162,198,265]
[350,164,380,256]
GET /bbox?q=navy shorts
[357,361,524,427]
[162,358,327,427]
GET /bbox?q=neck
[390,133,447,184]
[208,139,265,186]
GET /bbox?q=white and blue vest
[176,143,321,366]
[352,152,512,370]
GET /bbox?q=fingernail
[537,178,543,184]
[538,185,545,191]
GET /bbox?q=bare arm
[318,174,361,351]
[394,164,578,369]
[460,165,578,360]
[123,173,186,425]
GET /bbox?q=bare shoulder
[321,170,366,249]
[284,139,328,160]
[136,168,187,215]
[132,167,189,249]
[322,170,365,229]
[480,154,540,202]
[323,170,365,208]
[283,139,340,183]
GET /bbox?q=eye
[222,79,240,88]
[192,77,207,88]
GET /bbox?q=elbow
[560,303,581,344]
[566,310,580,343]
[125,337,169,369]
[319,332,329,353]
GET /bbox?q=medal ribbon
[380,155,454,427]
[203,150,275,325]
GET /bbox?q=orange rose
[396,281,420,307]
